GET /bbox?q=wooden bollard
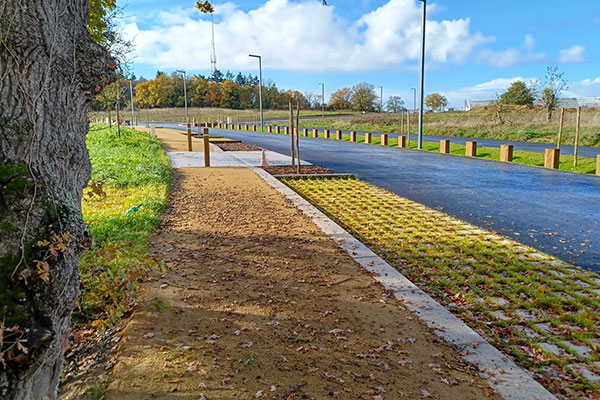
[398,135,406,148]
[302,128,308,137]
[236,124,241,130]
[186,122,192,152]
[203,128,210,167]
[365,132,371,144]
[252,125,257,131]
[381,134,388,146]
[350,131,356,142]
[466,141,477,157]
[312,129,318,138]
[276,126,281,134]
[500,144,513,162]
[324,129,330,139]
[336,130,342,140]
[440,139,450,154]
[268,125,272,133]
[544,148,560,169]
[596,155,600,176]
[245,124,250,131]
[284,126,289,135]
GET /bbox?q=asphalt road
[157,122,600,271]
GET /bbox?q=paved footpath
[105,129,506,399]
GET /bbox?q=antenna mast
[210,12,217,74]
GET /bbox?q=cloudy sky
[120,0,600,108]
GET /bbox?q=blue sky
[120,0,600,108]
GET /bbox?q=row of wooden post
[224,120,600,176]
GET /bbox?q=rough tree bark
[0,1,115,399]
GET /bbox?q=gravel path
[105,167,499,400]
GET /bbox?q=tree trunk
[0,1,115,399]
[116,103,121,138]
[289,101,295,168]
[295,102,301,174]
[546,106,553,122]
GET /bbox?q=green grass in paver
[281,176,600,399]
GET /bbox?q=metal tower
[210,12,217,74]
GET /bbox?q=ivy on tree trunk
[0,1,115,399]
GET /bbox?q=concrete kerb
[251,167,556,400]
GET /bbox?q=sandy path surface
[135,126,213,152]
[105,167,499,400]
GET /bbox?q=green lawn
[282,176,600,398]
[77,124,171,327]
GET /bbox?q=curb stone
[251,167,556,400]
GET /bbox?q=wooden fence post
[324,129,330,139]
[381,134,388,146]
[268,125,273,133]
[284,126,289,135]
[544,148,560,169]
[500,144,513,162]
[276,126,281,134]
[187,122,192,152]
[365,132,372,144]
[440,139,450,154]
[203,128,210,167]
[557,108,564,150]
[252,124,256,131]
[336,130,342,140]
[312,128,318,138]
[398,135,406,148]
[596,155,600,176]
[466,141,477,157]
[350,131,356,142]
[302,128,308,137]
[574,107,581,167]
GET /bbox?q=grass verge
[282,176,600,399]
[77,124,171,328]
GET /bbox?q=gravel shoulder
[105,167,499,399]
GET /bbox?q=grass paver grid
[282,176,600,399]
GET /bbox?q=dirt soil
[105,167,500,400]
[215,142,263,151]
[261,165,336,175]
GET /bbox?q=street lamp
[319,83,325,118]
[249,54,263,133]
[417,0,426,150]
[175,70,189,125]
[411,88,417,113]
[377,86,383,112]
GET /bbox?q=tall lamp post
[377,86,384,112]
[176,70,189,124]
[411,88,417,113]
[249,54,263,132]
[417,0,426,150]
[129,77,135,125]
[319,83,325,118]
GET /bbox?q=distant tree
[211,69,224,83]
[330,88,352,110]
[206,81,222,107]
[99,80,126,135]
[221,80,241,109]
[304,92,321,109]
[224,70,235,81]
[235,72,247,86]
[386,96,405,113]
[351,83,377,112]
[134,73,176,108]
[425,93,448,112]
[541,66,568,122]
[500,81,535,106]
[188,76,209,107]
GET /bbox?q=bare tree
[541,66,568,122]
[0,1,115,399]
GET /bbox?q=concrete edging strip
[251,167,556,400]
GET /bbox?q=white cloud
[122,0,492,73]
[563,77,600,97]
[558,45,586,64]
[476,35,547,68]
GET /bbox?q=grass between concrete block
[281,175,600,399]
